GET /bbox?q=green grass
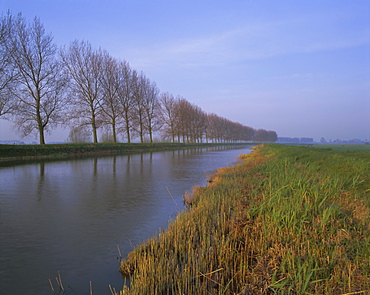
[118,144,370,294]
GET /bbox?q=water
[0,145,253,294]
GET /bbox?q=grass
[118,144,370,294]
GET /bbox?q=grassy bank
[0,142,249,162]
[119,144,370,294]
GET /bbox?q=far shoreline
[0,142,255,164]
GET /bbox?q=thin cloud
[124,12,369,70]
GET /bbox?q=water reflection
[0,145,252,294]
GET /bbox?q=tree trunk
[126,128,131,143]
[149,128,153,143]
[112,123,117,143]
[139,120,144,143]
[92,122,98,143]
[39,125,45,145]
[139,130,143,143]
[124,110,131,143]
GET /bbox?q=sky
[0,0,369,143]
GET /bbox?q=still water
[0,145,253,294]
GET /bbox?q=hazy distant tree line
[0,12,277,144]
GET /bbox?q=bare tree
[60,40,103,143]
[172,98,206,143]
[244,125,255,142]
[253,129,269,142]
[267,130,277,142]
[116,60,134,143]
[99,127,114,143]
[0,12,17,117]
[159,92,177,142]
[188,104,205,143]
[99,51,121,142]
[205,113,219,143]
[7,14,68,144]
[173,97,188,142]
[66,125,91,143]
[205,112,255,143]
[131,70,148,143]
[143,80,160,143]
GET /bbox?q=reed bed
[119,144,370,294]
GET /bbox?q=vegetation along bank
[119,144,370,294]
[0,142,252,163]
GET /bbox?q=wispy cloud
[124,12,369,70]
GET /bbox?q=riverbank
[119,144,370,294]
[0,142,250,163]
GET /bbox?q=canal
[0,145,253,294]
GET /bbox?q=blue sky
[0,0,369,142]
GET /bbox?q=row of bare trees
[0,12,277,144]
[159,93,277,143]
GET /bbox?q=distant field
[312,144,370,152]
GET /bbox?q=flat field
[119,144,370,294]
[313,144,370,152]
